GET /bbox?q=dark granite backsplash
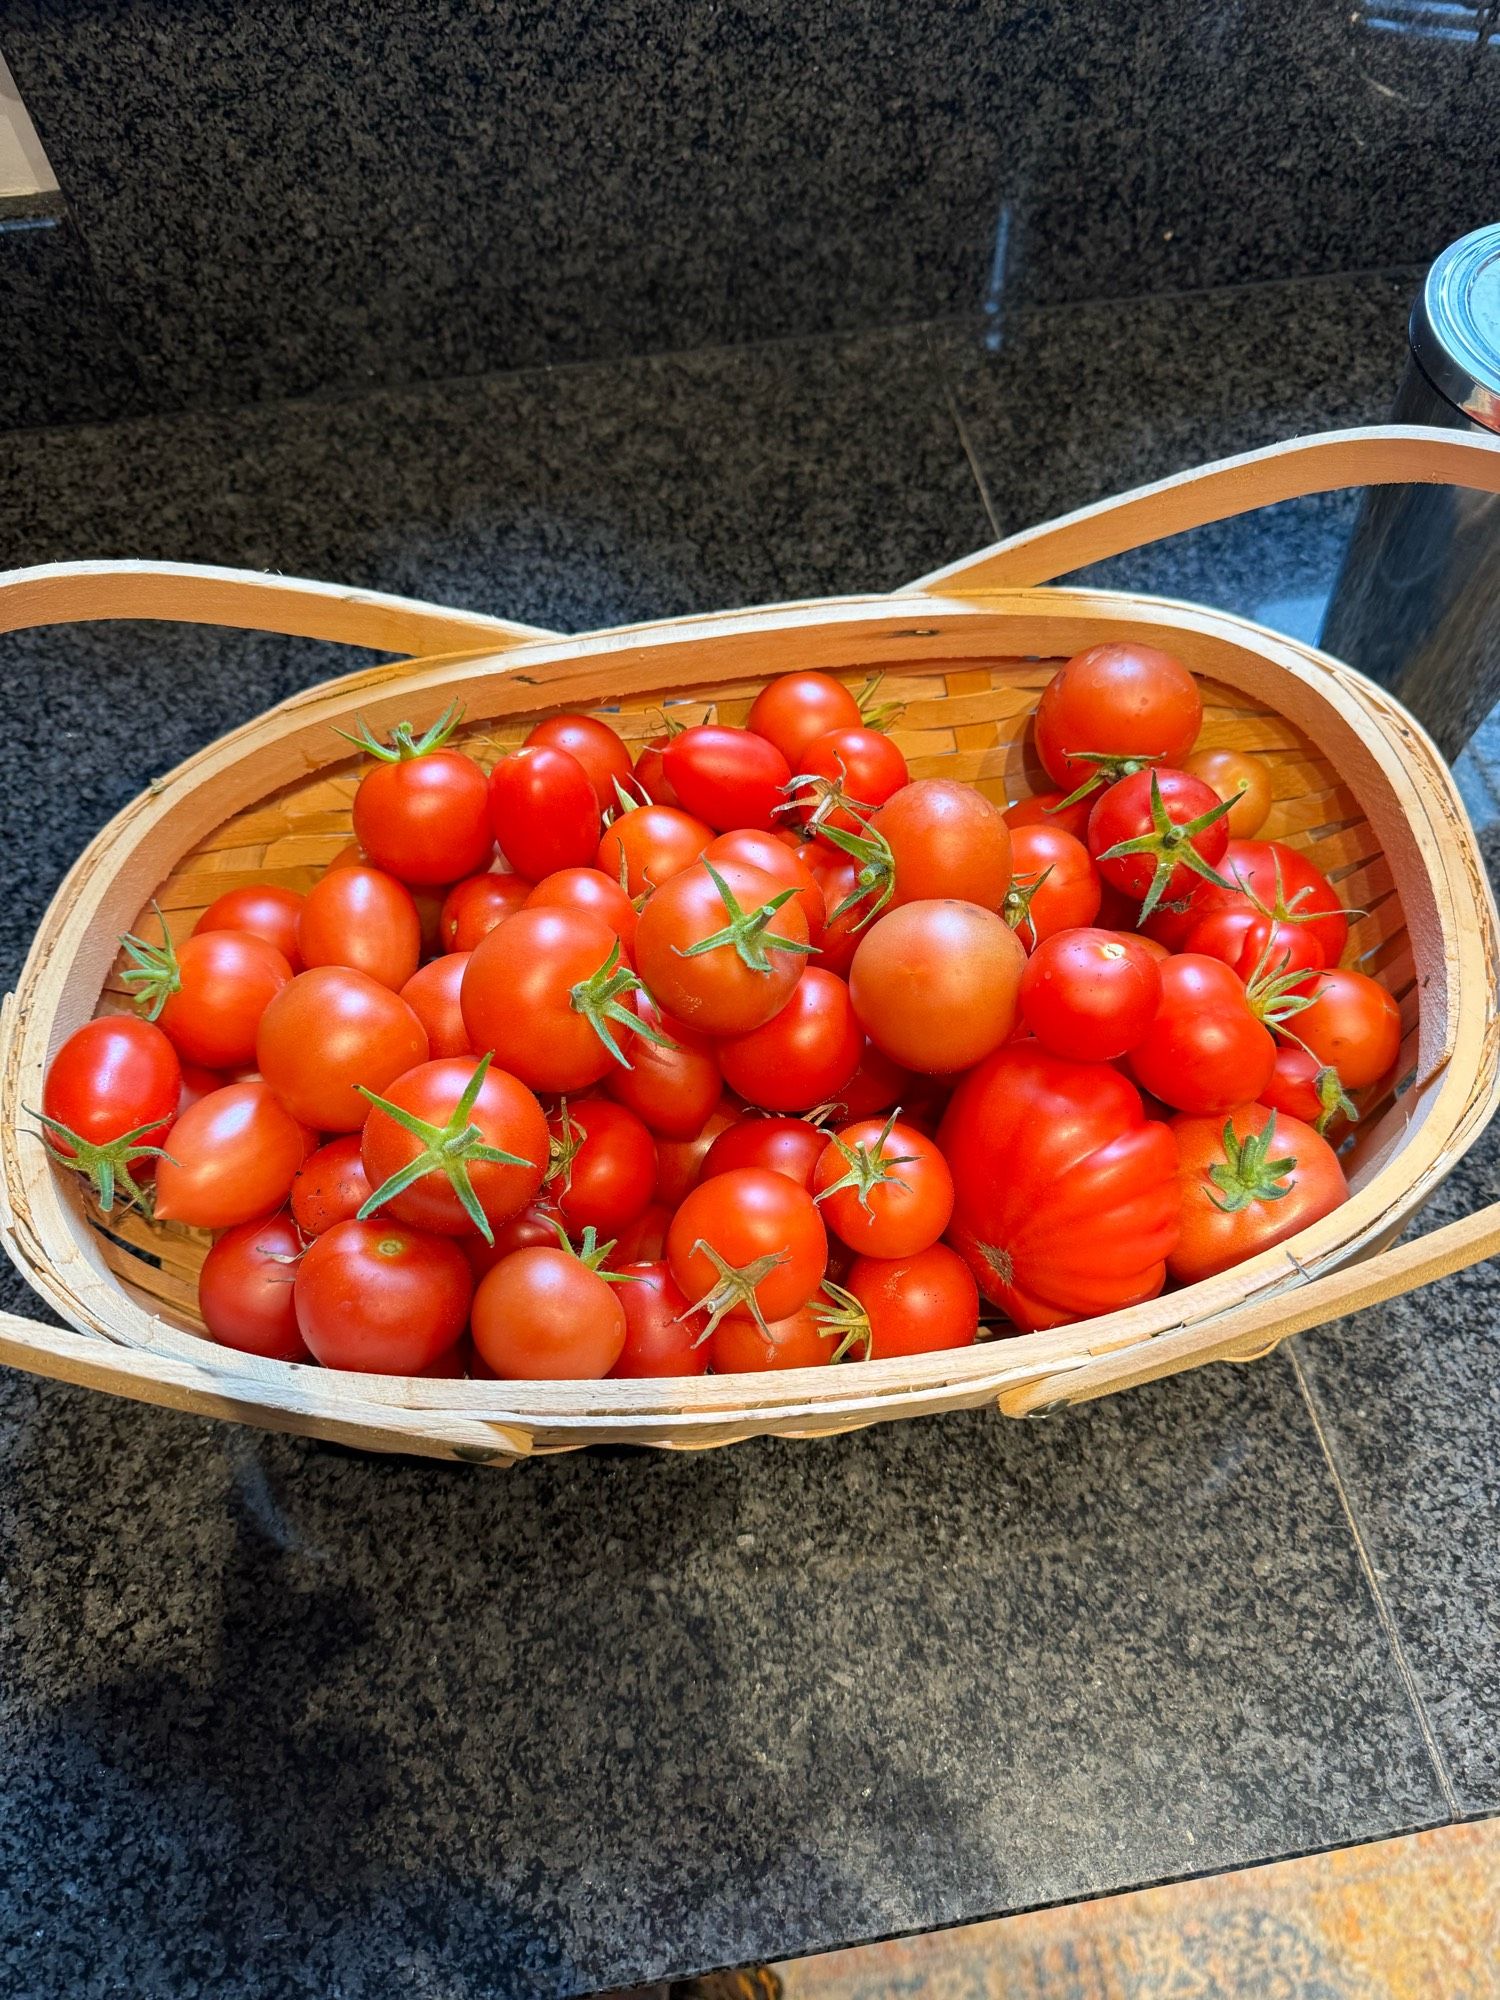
[2,0,1497,424]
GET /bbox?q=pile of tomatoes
[37,642,1403,1380]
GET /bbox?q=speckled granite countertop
[2,269,1497,2000]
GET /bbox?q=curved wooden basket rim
[4,423,1500,1450]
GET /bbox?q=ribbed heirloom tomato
[258,966,430,1130]
[940,1045,1180,1329]
[1170,1106,1347,1285]
[349,709,494,885]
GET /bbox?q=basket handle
[0,559,558,658]
[907,425,1500,596]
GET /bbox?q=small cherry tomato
[654,1096,741,1205]
[361,1055,548,1238]
[788,726,909,836]
[39,1015,182,1211]
[525,866,639,951]
[1019,927,1163,1062]
[1296,968,1402,1088]
[849,901,1025,1074]
[843,1243,980,1357]
[198,1210,311,1362]
[597,801,713,897]
[1001,824,1102,952]
[295,1218,473,1373]
[1185,906,1324,993]
[1003,791,1095,842]
[831,1041,934,1121]
[632,729,681,807]
[609,1262,709,1378]
[1183,747,1274,838]
[709,1304,840,1373]
[747,670,863,766]
[1127,954,1277,1114]
[716,967,863,1111]
[400,953,474,1058]
[1170,1105,1347,1285]
[471,1245,627,1379]
[607,1201,673,1268]
[799,843,873,976]
[662,724,792,833]
[350,712,494,884]
[119,923,292,1070]
[1160,839,1350,966]
[462,907,658,1094]
[604,990,722,1138]
[524,713,633,811]
[1035,644,1201,794]
[701,1114,832,1189]
[547,1097,656,1236]
[1260,1044,1357,1136]
[812,1114,954,1257]
[460,1197,568,1280]
[299,865,421,991]
[257,966,430,1130]
[153,1081,313,1229]
[667,1167,827,1329]
[872,779,1012,911]
[290,1134,373,1236]
[705,828,826,946]
[489,743,601,879]
[440,870,533,952]
[635,859,811,1035]
[194,884,305,969]
[1088,768,1233,920]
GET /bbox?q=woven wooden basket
[4,426,1500,1464]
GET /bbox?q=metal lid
[1410,222,1500,433]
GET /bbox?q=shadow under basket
[4,426,1500,1465]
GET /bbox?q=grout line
[924,330,1003,539]
[1288,1343,1462,1818]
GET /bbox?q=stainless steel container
[1321,224,1500,759]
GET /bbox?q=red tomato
[524,714,633,812]
[832,1041,935,1121]
[666,1167,827,1329]
[747,670,863,765]
[351,721,493,885]
[701,1115,831,1189]
[176,1063,223,1116]
[461,907,656,1093]
[849,901,1025,1073]
[295,1218,472,1372]
[1127,954,1277,1114]
[634,859,811,1035]
[154,1081,312,1229]
[662,724,792,833]
[607,1201,673,1268]
[812,1114,953,1257]
[705,829,826,946]
[604,990,722,1137]
[871,779,1012,911]
[1182,748,1273,839]
[360,1055,548,1238]
[799,843,873,976]
[39,1015,182,1211]
[119,924,292,1070]
[1170,1105,1347,1285]
[1260,1045,1357,1135]
[290,1134,372,1236]
[440,870,533,952]
[547,1097,656,1236]
[1162,839,1350,966]
[597,801,714,897]
[257,966,429,1130]
[194,884,305,970]
[1088,768,1233,921]
[844,1244,980,1357]
[940,1045,1180,1329]
[632,730,681,807]
[198,1211,311,1362]
[400,953,474,1058]
[1002,824,1101,952]
[1018,927,1162,1062]
[609,1262,709,1377]
[1185,906,1325,993]
[525,866,639,951]
[654,1096,741,1205]
[709,1305,840,1372]
[789,726,909,835]
[1296,968,1402,1088]
[460,1197,567,1280]
[717,967,862,1111]
[1035,644,1201,793]
[488,744,601,879]
[1002,791,1095,842]
[299,865,421,991]
[471,1246,626,1378]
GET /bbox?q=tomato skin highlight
[662,724,792,833]
[360,1057,548,1236]
[1185,907,1325,992]
[149,930,293,1070]
[295,1218,473,1373]
[1296,968,1402,1089]
[471,1247,627,1379]
[872,779,1013,911]
[1127,954,1277,1115]
[701,1114,831,1189]
[462,907,639,1094]
[940,1045,1180,1329]
[1169,1105,1347,1286]
[547,1097,656,1236]
[845,1243,979,1357]
[400,953,474,1058]
[525,867,639,952]
[794,726,909,834]
[439,870,533,953]
[667,1167,828,1326]
[1035,644,1201,791]
[488,744,601,880]
[1003,791,1095,842]
[290,1134,372,1236]
[1164,839,1349,966]
[198,1211,311,1362]
[634,859,811,1036]
[194,884,305,970]
[524,714,633,813]
[153,1081,313,1230]
[1002,824,1102,952]
[43,1016,182,1156]
[609,1262,710,1378]
[597,803,714,898]
[299,865,421,992]
[747,670,863,766]
[1019,927,1162,1062]
[717,967,862,1111]
[850,900,1025,1074]
[257,966,430,1131]
[354,747,494,885]
[1182,748,1273,838]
